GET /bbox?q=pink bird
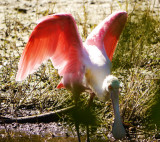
[16,11,127,141]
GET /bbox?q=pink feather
[85,11,127,61]
[16,14,84,88]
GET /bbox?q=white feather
[83,43,112,100]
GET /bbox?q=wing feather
[16,14,84,87]
[85,11,127,61]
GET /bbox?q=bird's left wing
[16,14,84,86]
[85,11,127,61]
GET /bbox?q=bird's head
[103,75,120,90]
[102,75,120,101]
[102,75,126,139]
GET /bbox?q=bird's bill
[110,89,126,139]
[110,89,120,117]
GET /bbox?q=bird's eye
[108,85,112,90]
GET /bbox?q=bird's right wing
[16,14,84,87]
[85,11,127,61]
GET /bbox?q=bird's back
[83,43,111,100]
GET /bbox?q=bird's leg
[85,92,95,142]
[75,105,81,142]
[86,124,90,142]
[75,121,81,142]
[72,92,81,142]
[87,92,95,107]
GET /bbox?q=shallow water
[0,129,108,142]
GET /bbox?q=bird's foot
[85,138,90,142]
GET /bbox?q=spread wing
[16,14,84,86]
[85,11,127,61]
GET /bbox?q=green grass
[112,5,160,132]
[0,0,160,141]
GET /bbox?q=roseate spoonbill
[16,11,127,141]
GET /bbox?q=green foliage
[112,10,160,69]
[0,0,160,141]
[111,6,160,134]
[145,80,160,130]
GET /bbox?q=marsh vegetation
[0,0,160,141]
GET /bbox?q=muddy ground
[0,0,160,141]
